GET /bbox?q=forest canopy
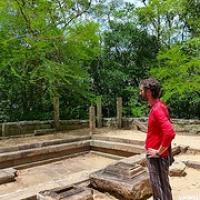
[0,0,199,121]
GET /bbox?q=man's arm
[147,146,168,158]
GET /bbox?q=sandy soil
[171,168,200,200]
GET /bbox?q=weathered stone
[0,140,90,169]
[102,118,118,128]
[37,185,93,200]
[92,136,144,146]
[89,106,96,136]
[59,120,88,130]
[90,140,144,155]
[121,154,146,167]
[116,97,122,129]
[19,121,50,134]
[1,120,89,137]
[90,162,151,200]
[0,136,90,153]
[96,97,102,128]
[0,168,17,184]
[183,160,200,170]
[34,128,56,136]
[180,145,189,153]
[172,145,181,156]
[105,162,146,179]
[169,161,186,177]
[52,96,60,131]
[132,120,147,133]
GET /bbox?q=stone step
[91,140,144,156]
[92,135,144,146]
[0,136,90,153]
[0,140,90,169]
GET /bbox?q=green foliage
[0,0,99,121]
[0,0,199,121]
[151,38,200,118]
[125,87,148,117]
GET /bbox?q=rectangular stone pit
[37,185,93,200]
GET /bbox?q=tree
[89,3,160,117]
[151,38,200,118]
[0,0,99,121]
[137,0,189,47]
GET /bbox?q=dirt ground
[0,128,200,199]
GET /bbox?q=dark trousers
[147,156,173,200]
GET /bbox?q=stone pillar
[117,97,122,129]
[89,105,96,136]
[2,123,6,137]
[53,96,60,130]
[96,96,102,128]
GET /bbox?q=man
[139,78,175,200]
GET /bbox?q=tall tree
[0,0,99,121]
[89,3,160,117]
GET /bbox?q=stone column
[2,123,6,137]
[117,97,122,129]
[96,96,102,128]
[53,96,60,130]
[89,105,96,136]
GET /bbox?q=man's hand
[147,148,160,158]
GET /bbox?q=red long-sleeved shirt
[145,100,176,157]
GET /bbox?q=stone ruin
[37,157,152,200]
[90,162,151,200]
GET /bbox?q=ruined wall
[0,120,88,137]
[103,118,200,135]
[0,118,199,137]
[172,119,200,135]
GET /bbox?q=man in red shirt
[139,78,175,200]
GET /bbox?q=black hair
[140,78,161,98]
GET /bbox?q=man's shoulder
[151,101,168,116]
[155,100,167,110]
[151,100,171,121]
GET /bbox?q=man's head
[139,78,161,101]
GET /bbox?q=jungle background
[0,0,199,121]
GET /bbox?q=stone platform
[90,161,151,200]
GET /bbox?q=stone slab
[169,161,187,177]
[0,168,17,184]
